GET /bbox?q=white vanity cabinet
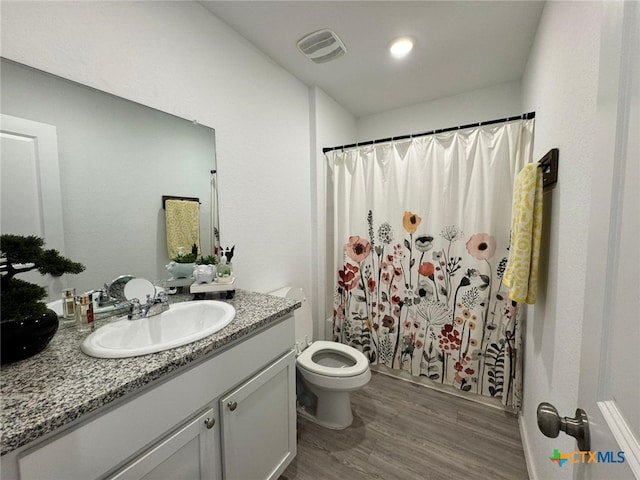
[1,315,296,480]
[109,408,217,480]
[112,350,297,480]
[220,352,296,480]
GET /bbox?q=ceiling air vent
[296,29,347,64]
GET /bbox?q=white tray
[190,277,236,294]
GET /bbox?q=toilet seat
[297,341,369,378]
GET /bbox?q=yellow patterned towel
[503,163,543,304]
[165,199,201,260]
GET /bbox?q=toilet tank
[269,287,313,351]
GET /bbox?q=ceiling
[201,1,545,117]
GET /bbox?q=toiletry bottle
[62,288,76,322]
[76,294,94,333]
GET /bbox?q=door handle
[537,402,591,451]
[227,401,238,411]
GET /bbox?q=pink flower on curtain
[338,263,360,291]
[503,302,518,319]
[465,233,497,260]
[393,267,403,281]
[344,236,372,262]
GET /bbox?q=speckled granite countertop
[0,289,299,456]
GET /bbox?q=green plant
[196,255,218,265]
[172,243,198,263]
[172,253,197,263]
[0,234,85,321]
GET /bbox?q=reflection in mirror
[0,58,219,299]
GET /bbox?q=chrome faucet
[95,284,117,307]
[88,286,132,320]
[128,292,170,320]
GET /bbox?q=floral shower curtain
[327,119,534,409]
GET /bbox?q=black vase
[1,309,59,364]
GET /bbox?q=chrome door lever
[537,402,591,451]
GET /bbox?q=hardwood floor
[281,371,529,480]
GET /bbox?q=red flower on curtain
[418,261,435,277]
[382,315,395,329]
[338,263,360,291]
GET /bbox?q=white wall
[519,3,604,480]
[356,80,522,141]
[309,86,356,339]
[0,1,312,297]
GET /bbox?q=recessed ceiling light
[389,37,414,59]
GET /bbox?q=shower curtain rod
[322,111,536,154]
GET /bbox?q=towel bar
[162,195,200,209]
[538,148,558,189]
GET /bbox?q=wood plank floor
[281,371,529,480]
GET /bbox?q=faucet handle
[128,298,142,319]
[157,291,170,312]
[98,287,110,303]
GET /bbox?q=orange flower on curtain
[402,211,421,234]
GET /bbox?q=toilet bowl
[269,287,371,429]
[296,340,371,429]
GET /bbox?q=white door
[0,114,66,299]
[577,2,639,478]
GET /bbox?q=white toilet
[270,287,371,429]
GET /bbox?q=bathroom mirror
[0,58,219,298]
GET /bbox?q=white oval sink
[81,300,235,358]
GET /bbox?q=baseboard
[519,415,538,480]
[372,364,512,412]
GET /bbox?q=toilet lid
[297,341,369,378]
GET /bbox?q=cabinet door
[220,351,296,480]
[109,408,218,480]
